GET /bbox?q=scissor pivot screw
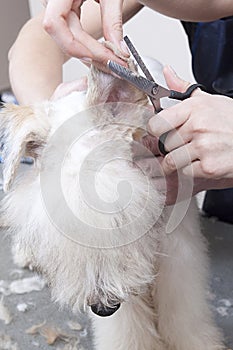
[152,87,158,96]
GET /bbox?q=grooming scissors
[107,36,204,156]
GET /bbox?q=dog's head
[1,63,165,316]
[0,62,150,191]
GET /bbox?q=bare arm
[8,0,142,105]
[139,0,233,21]
[9,11,66,105]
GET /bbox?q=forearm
[9,12,67,105]
[138,0,233,21]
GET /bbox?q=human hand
[134,134,233,206]
[134,66,233,205]
[133,135,200,206]
[148,66,233,184]
[42,0,129,70]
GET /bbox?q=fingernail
[167,65,177,76]
[120,40,130,56]
[80,57,92,64]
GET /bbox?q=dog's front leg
[155,201,224,350]
[91,293,167,350]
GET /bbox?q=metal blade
[124,36,155,82]
[123,36,169,111]
[107,61,170,100]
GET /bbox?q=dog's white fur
[0,59,224,349]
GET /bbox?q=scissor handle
[169,83,204,101]
[158,132,169,156]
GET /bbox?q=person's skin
[43,0,131,61]
[138,0,233,21]
[9,0,233,104]
[38,64,233,206]
[141,66,233,204]
[8,0,233,204]
[42,0,233,65]
[9,0,142,104]
[9,12,66,105]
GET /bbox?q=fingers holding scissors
[147,65,233,182]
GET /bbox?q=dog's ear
[0,103,50,192]
[85,64,148,107]
[85,65,151,140]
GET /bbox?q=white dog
[0,58,224,350]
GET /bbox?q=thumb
[163,65,190,93]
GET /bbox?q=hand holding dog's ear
[42,0,129,71]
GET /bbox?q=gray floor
[0,185,232,349]
[202,216,233,349]
[0,233,93,350]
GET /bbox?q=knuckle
[190,117,207,134]
[103,19,123,39]
[193,124,209,134]
[111,19,123,33]
[43,17,55,33]
[62,39,78,56]
[164,154,175,171]
[200,160,216,177]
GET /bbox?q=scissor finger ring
[158,132,169,156]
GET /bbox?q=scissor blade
[124,36,154,82]
[124,36,165,111]
[108,61,170,100]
